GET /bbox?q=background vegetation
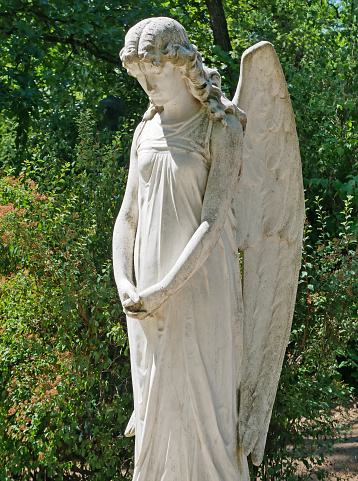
[0,0,357,479]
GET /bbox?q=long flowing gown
[127,108,250,480]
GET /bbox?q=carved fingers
[124,284,168,320]
[117,280,139,306]
[123,297,146,318]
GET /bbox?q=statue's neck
[159,91,201,125]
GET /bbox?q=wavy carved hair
[120,17,246,125]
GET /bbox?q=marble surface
[113,17,304,480]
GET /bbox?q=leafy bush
[250,196,358,480]
[0,113,134,480]
[1,1,357,479]
[1,117,358,481]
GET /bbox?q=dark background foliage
[0,0,357,479]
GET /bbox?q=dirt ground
[297,398,358,480]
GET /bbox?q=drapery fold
[127,110,249,481]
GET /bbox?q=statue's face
[132,61,188,107]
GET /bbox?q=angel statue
[113,16,304,480]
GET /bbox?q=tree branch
[40,34,118,64]
[0,8,119,65]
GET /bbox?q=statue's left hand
[123,284,167,320]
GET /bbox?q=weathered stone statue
[113,17,304,480]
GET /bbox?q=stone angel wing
[232,41,305,465]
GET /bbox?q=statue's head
[120,17,246,124]
[120,17,192,72]
[120,17,246,125]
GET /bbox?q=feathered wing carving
[232,41,305,466]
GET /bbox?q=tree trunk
[204,0,236,98]
[204,0,232,52]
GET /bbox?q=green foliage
[250,196,358,479]
[0,0,164,167]
[0,0,358,478]
[0,113,134,479]
[232,0,358,230]
[159,0,358,234]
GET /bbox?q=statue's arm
[126,115,243,317]
[112,128,140,304]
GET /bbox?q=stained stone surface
[112,16,304,481]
